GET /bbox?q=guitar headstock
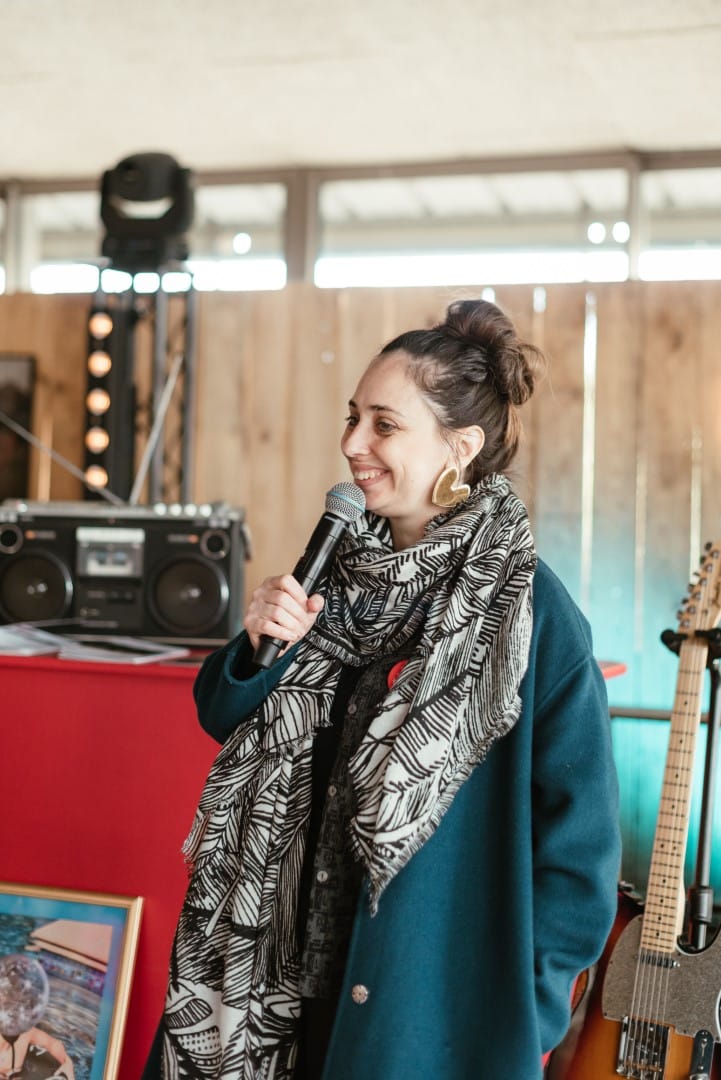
[677,541,721,634]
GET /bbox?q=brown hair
[378,298,543,483]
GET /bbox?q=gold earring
[431,466,470,508]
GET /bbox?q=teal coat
[193,560,621,1079]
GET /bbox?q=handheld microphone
[252,481,366,669]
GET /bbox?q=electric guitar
[549,541,721,1080]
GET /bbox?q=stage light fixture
[85,427,110,453]
[100,152,195,272]
[85,465,109,488]
[86,388,111,415]
[89,311,113,339]
[83,295,138,502]
[88,350,112,377]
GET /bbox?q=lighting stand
[146,271,198,504]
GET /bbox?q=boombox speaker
[0,501,248,646]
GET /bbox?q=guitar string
[625,638,706,1075]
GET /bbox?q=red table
[3,652,628,1076]
[1,654,218,1079]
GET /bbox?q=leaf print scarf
[159,473,536,1079]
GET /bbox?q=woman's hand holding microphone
[243,575,324,655]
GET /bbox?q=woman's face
[341,350,452,548]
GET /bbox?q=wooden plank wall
[2,281,721,893]
[0,294,88,500]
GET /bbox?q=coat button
[316,869,329,884]
[351,984,369,1004]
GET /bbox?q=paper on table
[0,624,68,655]
[0,623,190,663]
[57,635,190,664]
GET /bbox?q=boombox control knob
[0,525,23,555]
[200,529,230,560]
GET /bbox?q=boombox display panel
[0,500,247,646]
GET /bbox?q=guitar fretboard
[640,638,708,953]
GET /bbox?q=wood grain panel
[285,284,346,551]
[589,283,641,703]
[531,284,588,602]
[193,290,252,505]
[194,289,294,592]
[695,281,721,550]
[637,282,700,709]
[0,294,88,500]
[490,286,538,515]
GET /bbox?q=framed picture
[0,882,143,1080]
[0,353,35,501]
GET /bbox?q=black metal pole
[180,279,197,503]
[150,283,169,503]
[687,659,721,949]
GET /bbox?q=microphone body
[252,482,365,669]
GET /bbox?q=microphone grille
[325,481,366,521]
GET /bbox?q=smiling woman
[340,353,482,549]
[143,298,621,1080]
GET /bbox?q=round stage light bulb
[88,311,113,339]
[587,221,606,245]
[85,465,109,488]
[232,231,252,255]
[86,388,111,415]
[85,427,110,453]
[88,350,112,377]
[612,220,631,244]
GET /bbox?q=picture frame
[0,882,143,1080]
[0,353,35,501]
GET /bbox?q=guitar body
[547,888,638,1078]
[549,890,721,1078]
[604,917,721,1040]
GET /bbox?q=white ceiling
[3,0,721,182]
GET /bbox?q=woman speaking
[144,298,621,1079]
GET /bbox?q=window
[18,183,287,294]
[316,169,630,286]
[639,167,721,280]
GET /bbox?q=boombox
[0,500,248,646]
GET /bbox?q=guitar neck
[640,638,708,953]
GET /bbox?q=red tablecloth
[2,654,217,1078]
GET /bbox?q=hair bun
[443,299,540,406]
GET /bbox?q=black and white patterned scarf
[159,475,536,1079]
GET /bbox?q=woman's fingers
[243,575,324,648]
